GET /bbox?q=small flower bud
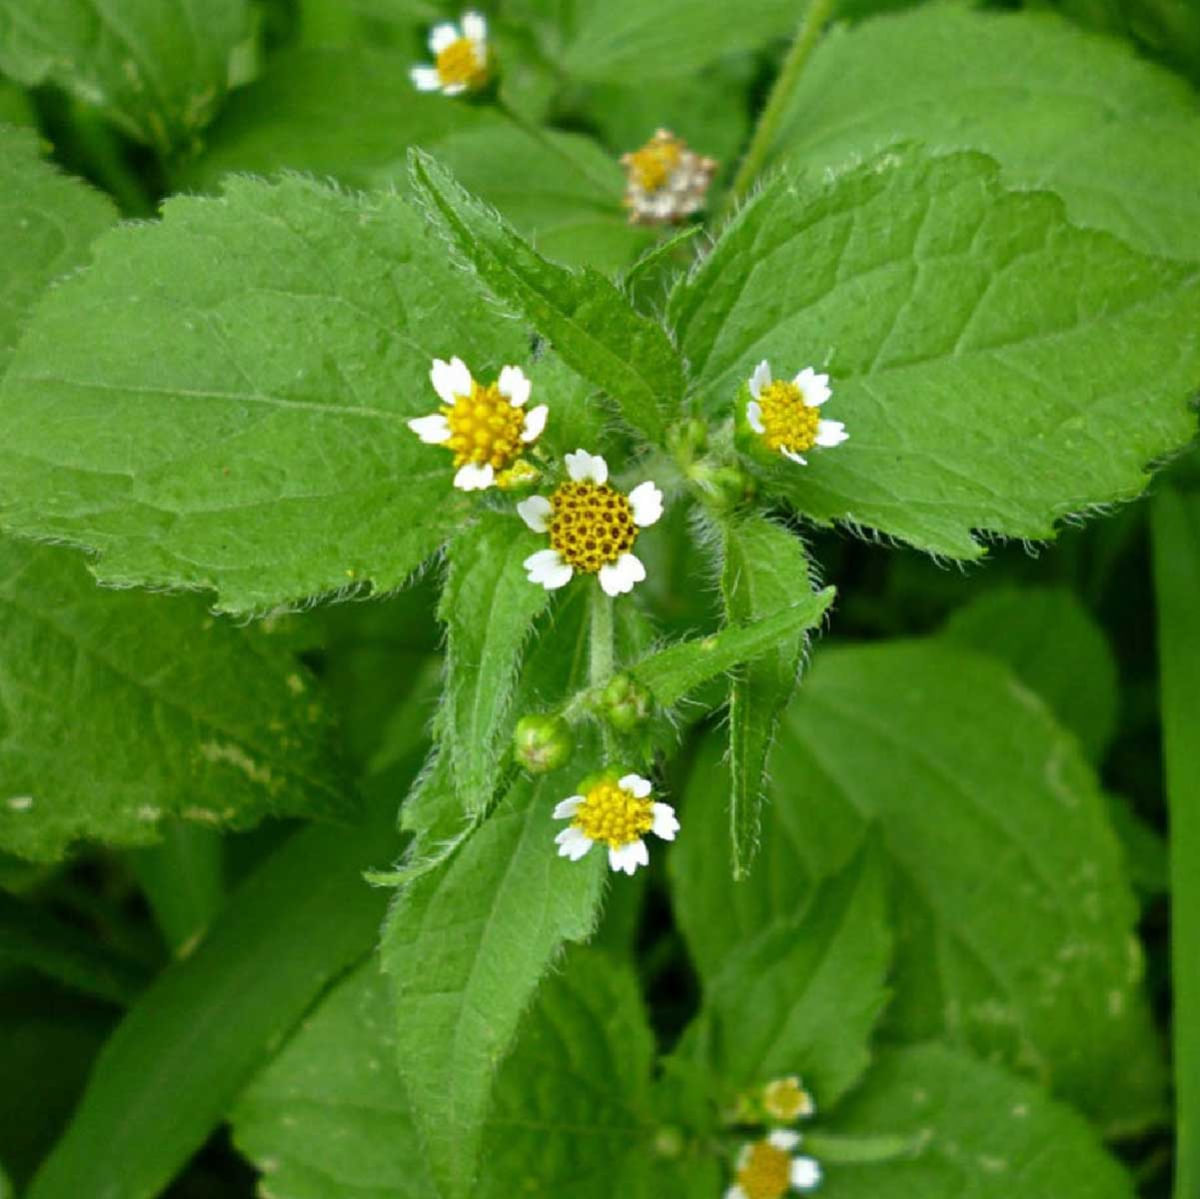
[690,461,756,512]
[597,672,652,732]
[667,417,708,463]
[653,1126,684,1158]
[496,458,541,490]
[513,714,573,774]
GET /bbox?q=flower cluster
[621,128,717,224]
[726,1077,822,1199]
[410,11,490,96]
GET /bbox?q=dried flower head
[621,128,717,225]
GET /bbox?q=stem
[802,1131,927,1164]
[1151,486,1200,1199]
[589,587,616,757]
[724,0,837,212]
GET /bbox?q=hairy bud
[513,714,573,774]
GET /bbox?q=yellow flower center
[763,1077,814,1122]
[736,1141,792,1199]
[627,135,683,191]
[435,37,488,89]
[573,779,653,848]
[443,381,523,469]
[757,380,820,454]
[548,481,637,573]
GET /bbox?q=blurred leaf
[941,585,1118,762]
[720,515,820,877]
[681,844,892,1108]
[823,1044,1135,1197]
[0,125,116,368]
[0,0,252,155]
[410,149,684,444]
[0,175,551,613]
[0,539,348,862]
[772,6,1200,262]
[128,823,225,953]
[668,147,1200,558]
[26,788,407,1199]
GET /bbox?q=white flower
[553,773,679,875]
[762,1076,816,1123]
[407,356,547,491]
[410,11,490,96]
[620,128,717,225]
[518,450,662,597]
[746,360,847,466]
[726,1130,822,1199]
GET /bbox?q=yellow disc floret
[626,133,683,191]
[757,380,820,455]
[572,778,654,848]
[548,481,637,573]
[436,37,488,89]
[444,381,523,470]
[735,1141,792,1199]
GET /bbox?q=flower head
[518,450,662,596]
[762,1077,816,1124]
[726,1131,822,1199]
[408,356,547,491]
[410,12,490,96]
[621,128,717,225]
[746,361,847,465]
[553,772,679,875]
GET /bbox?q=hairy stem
[589,587,616,755]
[725,0,837,211]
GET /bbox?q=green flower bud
[598,672,652,732]
[691,461,756,512]
[513,714,573,774]
[667,417,708,464]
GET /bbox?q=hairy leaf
[409,149,684,444]
[0,0,251,154]
[772,6,1200,260]
[0,175,551,613]
[0,539,347,861]
[668,148,1199,558]
[0,125,116,367]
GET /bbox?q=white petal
[524,548,573,590]
[628,480,663,527]
[608,840,648,875]
[517,495,552,532]
[725,1189,749,1199]
[651,803,679,841]
[429,22,459,53]
[768,1129,801,1151]
[816,419,848,447]
[790,1157,822,1191]
[407,412,450,443]
[461,11,487,41]
[794,367,832,406]
[780,446,807,466]
[746,399,765,434]
[598,552,645,597]
[618,773,652,799]
[553,796,583,820]
[564,449,608,484]
[521,404,548,443]
[410,65,442,91]
[749,359,771,399]
[442,81,468,96]
[454,462,494,491]
[498,364,531,407]
[431,356,471,404]
[555,826,593,861]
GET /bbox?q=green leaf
[0,539,348,862]
[381,774,606,1199]
[440,511,550,815]
[409,148,685,444]
[630,584,834,709]
[719,515,820,877]
[1152,484,1200,1198]
[26,790,407,1199]
[681,844,892,1108]
[0,125,116,367]
[941,586,1117,763]
[763,640,1163,1132]
[771,6,1200,261]
[668,148,1200,558]
[824,1044,1134,1197]
[0,174,548,613]
[0,0,251,155]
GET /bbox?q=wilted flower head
[408,356,547,491]
[746,360,847,466]
[621,128,717,225]
[410,12,490,96]
[554,771,679,875]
